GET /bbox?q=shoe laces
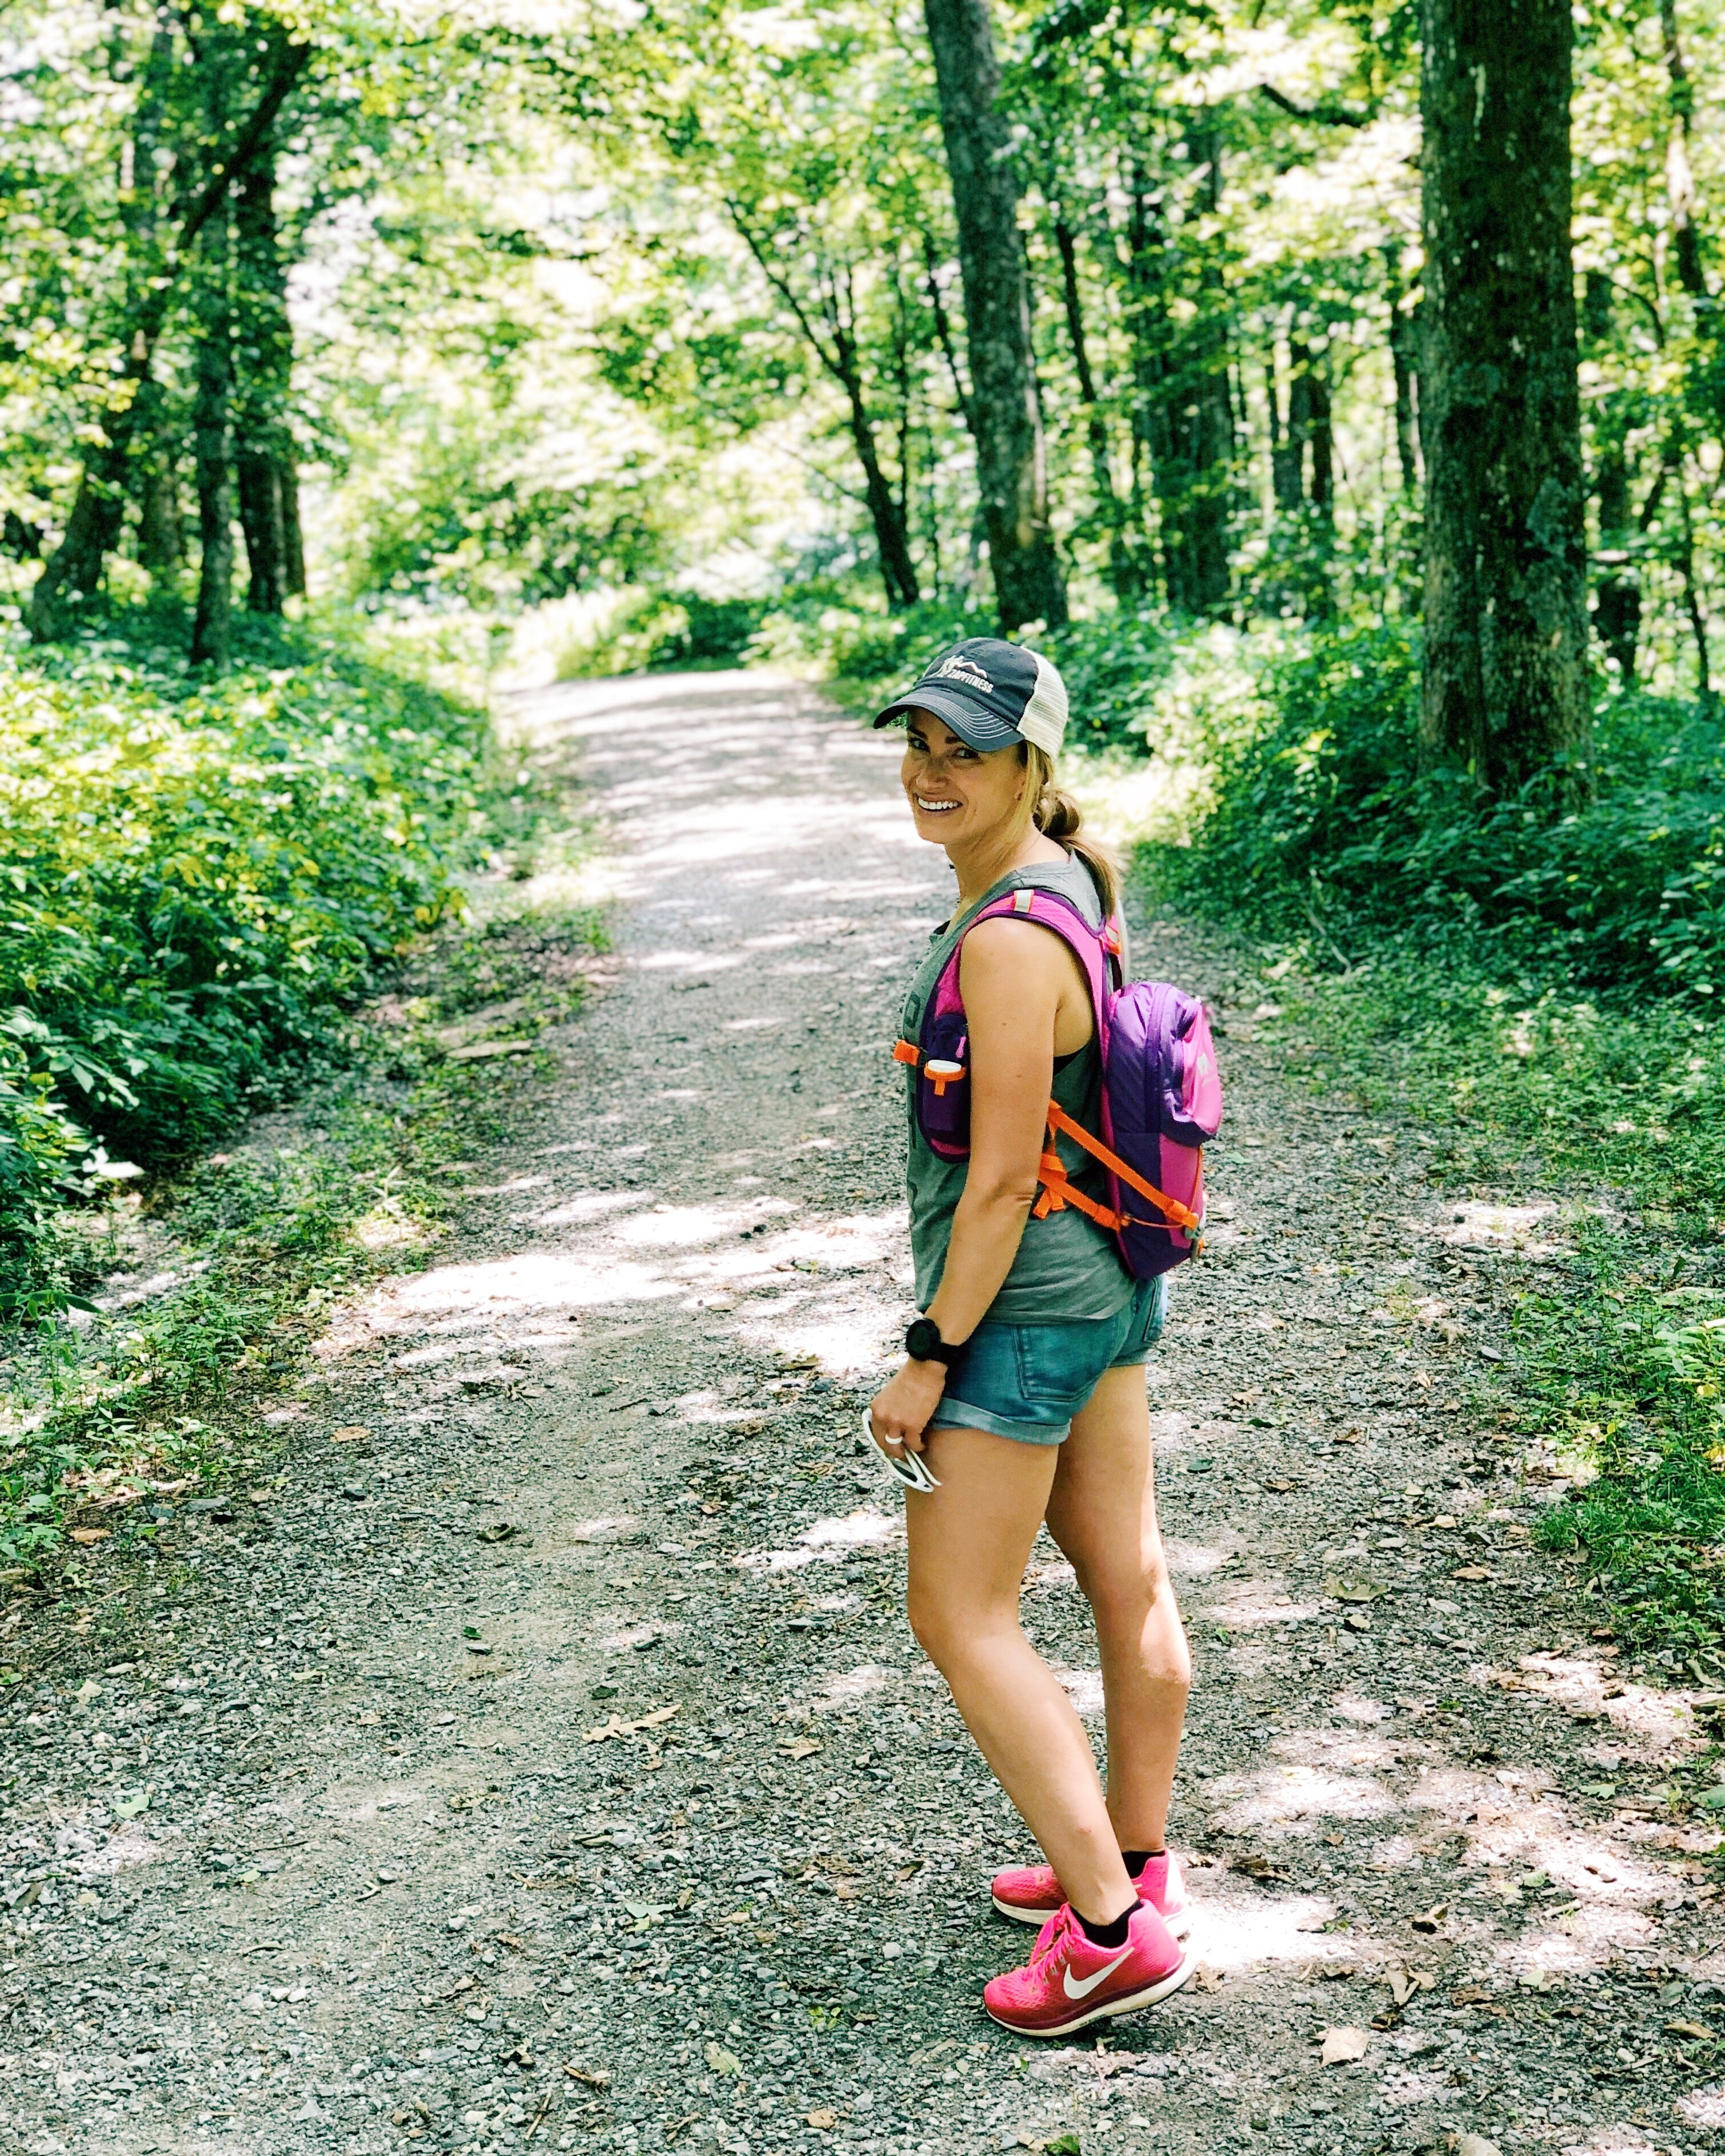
[1028,1906,1081,1972]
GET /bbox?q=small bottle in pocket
[918,1051,970,1152]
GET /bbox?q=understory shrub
[1162,618,1725,1000]
[0,617,511,1301]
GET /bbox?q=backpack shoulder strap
[959,885,1117,1012]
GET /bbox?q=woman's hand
[869,1357,947,1458]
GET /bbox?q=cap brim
[871,686,1023,752]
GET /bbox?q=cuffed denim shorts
[926,1274,1167,1447]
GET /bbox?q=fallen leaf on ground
[1192,1963,1221,1991]
[1451,1983,1493,2004]
[805,2112,837,2131]
[1236,1854,1289,1881]
[1451,1565,1493,1582]
[1319,2026,1370,2066]
[1455,2137,1502,2156]
[1332,1427,1362,1445]
[705,2040,741,2076]
[1411,1903,1448,1932]
[562,2062,610,2088]
[583,1703,679,1743]
[330,1426,371,1444]
[1667,2019,1715,2041]
[1387,1966,1419,2006]
[69,1528,110,1545]
[1325,1574,1389,1602]
[779,1737,822,1758]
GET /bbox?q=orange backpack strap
[892,1039,922,1068]
[1031,1140,1128,1231]
[1043,1103,1203,1233]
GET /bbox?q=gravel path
[7,674,1724,2156]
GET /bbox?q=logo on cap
[933,653,994,692]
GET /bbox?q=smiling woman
[864,636,1201,2039]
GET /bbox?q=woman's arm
[870,916,1082,1454]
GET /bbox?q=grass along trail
[2,672,1720,2156]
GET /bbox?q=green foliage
[558,587,770,676]
[1157,622,1725,1002]
[0,609,507,1303]
[0,883,605,1567]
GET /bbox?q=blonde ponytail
[1021,743,1120,917]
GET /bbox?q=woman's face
[900,710,1025,848]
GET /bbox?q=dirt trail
[8,674,1722,2156]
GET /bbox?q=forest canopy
[1,0,1716,697]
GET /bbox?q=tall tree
[922,0,1067,631]
[25,22,309,641]
[233,149,297,614]
[1418,0,1589,791]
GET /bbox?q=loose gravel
[2,671,1720,2156]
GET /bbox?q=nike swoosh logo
[1063,1947,1133,2000]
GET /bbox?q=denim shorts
[926,1274,1167,1448]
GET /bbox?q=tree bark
[1268,346,1302,510]
[922,0,1067,631]
[280,456,305,598]
[1419,0,1590,792]
[1584,273,1639,682]
[1661,0,1709,303]
[189,212,235,672]
[1384,258,1421,492]
[136,456,183,576]
[233,148,292,614]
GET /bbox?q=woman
[867,637,1195,2038]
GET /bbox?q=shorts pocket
[1011,1322,1113,1414]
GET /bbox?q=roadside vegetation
[0,603,603,1586]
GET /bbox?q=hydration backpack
[893,885,1223,1279]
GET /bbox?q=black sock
[1122,1849,1164,1878]
[1075,1906,1133,1949]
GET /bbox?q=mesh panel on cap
[1018,651,1068,756]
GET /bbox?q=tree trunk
[1305,348,1334,515]
[233,148,292,614]
[1053,219,1118,519]
[136,455,183,576]
[1661,0,1709,303]
[1419,0,1590,792]
[1268,347,1302,510]
[922,0,1067,632]
[1592,434,1640,682]
[25,33,309,643]
[27,476,126,630]
[280,456,305,598]
[1584,273,1639,682]
[1385,259,1421,492]
[190,213,235,673]
[1163,125,1233,614]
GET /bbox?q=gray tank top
[901,853,1133,1326]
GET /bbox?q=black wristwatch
[905,1318,963,1368]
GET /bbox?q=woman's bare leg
[1044,1363,1191,1853]
[905,1425,1136,1926]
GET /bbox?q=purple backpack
[893,885,1223,1278]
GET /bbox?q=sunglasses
[862,1409,942,1493]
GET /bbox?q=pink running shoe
[983,1901,1194,2039]
[991,1849,1190,1938]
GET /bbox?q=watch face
[907,1319,941,1360]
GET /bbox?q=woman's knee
[1083,1562,1188,1655]
[906,1584,1011,1672]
